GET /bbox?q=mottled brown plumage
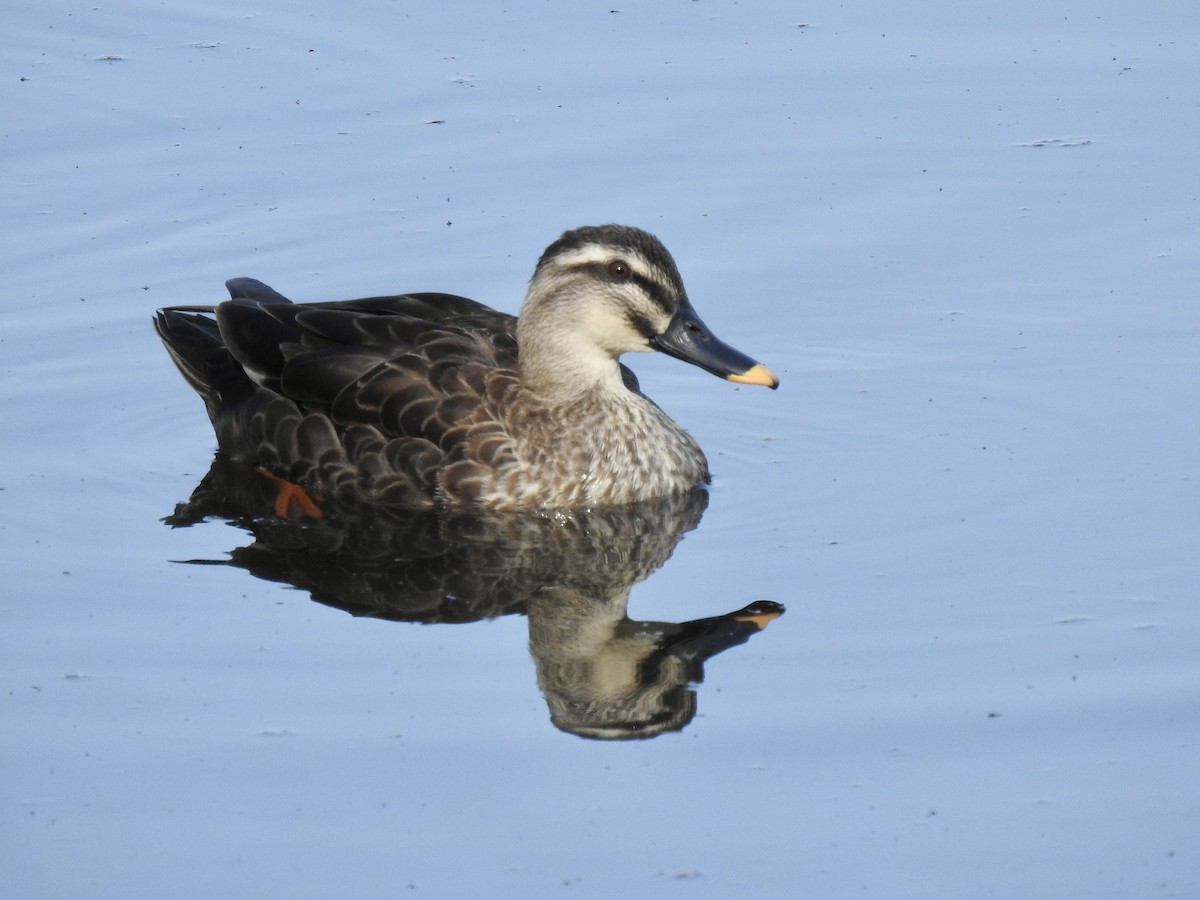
[155,225,777,511]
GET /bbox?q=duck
[154,224,778,513]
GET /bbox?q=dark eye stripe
[629,271,675,315]
[576,261,675,315]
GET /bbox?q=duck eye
[607,260,631,282]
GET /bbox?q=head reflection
[530,587,781,740]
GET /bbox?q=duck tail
[153,307,253,406]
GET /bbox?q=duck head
[517,224,779,397]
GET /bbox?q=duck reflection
[166,455,783,739]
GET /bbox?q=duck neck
[516,290,631,402]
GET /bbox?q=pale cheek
[585,309,651,356]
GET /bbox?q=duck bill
[650,303,779,389]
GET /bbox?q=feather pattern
[155,224,777,511]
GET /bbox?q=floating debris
[1020,137,1094,148]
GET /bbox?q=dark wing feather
[154,308,245,401]
[214,288,517,380]
[225,277,293,304]
[278,347,387,409]
[159,281,524,508]
[318,292,515,333]
[214,300,301,392]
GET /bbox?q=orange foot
[255,467,324,519]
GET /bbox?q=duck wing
[214,285,517,421]
[216,281,517,395]
[159,280,525,509]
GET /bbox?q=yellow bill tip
[734,609,784,629]
[726,363,780,390]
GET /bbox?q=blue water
[3,1,1198,897]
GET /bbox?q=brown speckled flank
[155,225,777,511]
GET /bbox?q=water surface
[3,1,1198,897]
